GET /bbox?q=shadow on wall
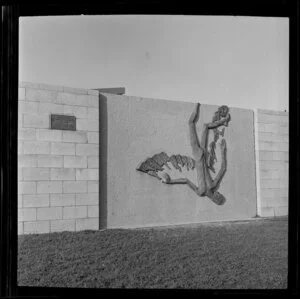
[99,93,108,229]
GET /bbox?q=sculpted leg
[211,139,227,191]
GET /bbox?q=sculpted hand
[223,113,231,126]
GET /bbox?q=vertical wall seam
[254,108,262,217]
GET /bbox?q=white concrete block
[63,86,88,95]
[37,207,62,220]
[18,142,23,154]
[18,195,23,208]
[87,108,99,119]
[64,156,87,168]
[18,208,36,221]
[274,206,288,216]
[23,114,49,129]
[258,151,288,161]
[63,181,87,193]
[75,193,98,206]
[37,181,62,194]
[18,222,24,235]
[63,105,87,118]
[259,207,275,217]
[76,218,98,231]
[36,129,62,142]
[76,144,99,156]
[37,102,64,114]
[87,132,99,144]
[23,167,50,181]
[259,141,288,152]
[257,123,288,134]
[18,155,37,167]
[24,221,50,234]
[50,194,75,207]
[257,113,289,124]
[257,109,288,116]
[63,206,87,219]
[23,194,50,208]
[88,205,99,218]
[88,181,98,193]
[51,142,75,155]
[19,81,39,89]
[260,188,288,198]
[58,93,91,106]
[50,220,76,232]
[259,160,289,171]
[75,95,92,106]
[86,95,99,108]
[19,101,38,114]
[261,196,288,208]
[19,101,39,114]
[259,169,288,179]
[76,169,98,180]
[51,168,75,180]
[18,182,36,194]
[77,119,99,131]
[18,128,36,141]
[88,89,99,96]
[19,87,26,100]
[23,141,50,155]
[18,168,23,181]
[260,179,288,189]
[37,83,64,92]
[56,92,78,105]
[37,155,63,168]
[26,88,58,103]
[18,114,23,129]
[258,132,289,143]
[62,131,87,143]
[88,156,99,168]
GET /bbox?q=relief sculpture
[136,103,231,205]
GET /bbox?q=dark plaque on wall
[51,114,76,131]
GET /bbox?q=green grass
[18,217,288,289]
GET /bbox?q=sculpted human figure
[160,103,230,205]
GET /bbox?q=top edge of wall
[257,108,289,116]
[99,92,256,112]
[19,81,98,95]
[18,82,287,115]
[95,87,125,95]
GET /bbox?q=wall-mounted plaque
[51,114,76,131]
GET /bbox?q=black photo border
[0,1,299,297]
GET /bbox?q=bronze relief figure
[136,103,231,205]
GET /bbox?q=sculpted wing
[136,152,195,180]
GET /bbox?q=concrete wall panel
[101,94,257,228]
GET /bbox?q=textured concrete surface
[100,93,257,228]
[18,82,99,234]
[254,109,289,217]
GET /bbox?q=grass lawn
[18,217,288,289]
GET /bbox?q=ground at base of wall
[18,217,287,289]
[130,215,288,230]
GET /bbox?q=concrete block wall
[254,109,289,217]
[101,93,257,228]
[17,81,288,233]
[18,82,99,234]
